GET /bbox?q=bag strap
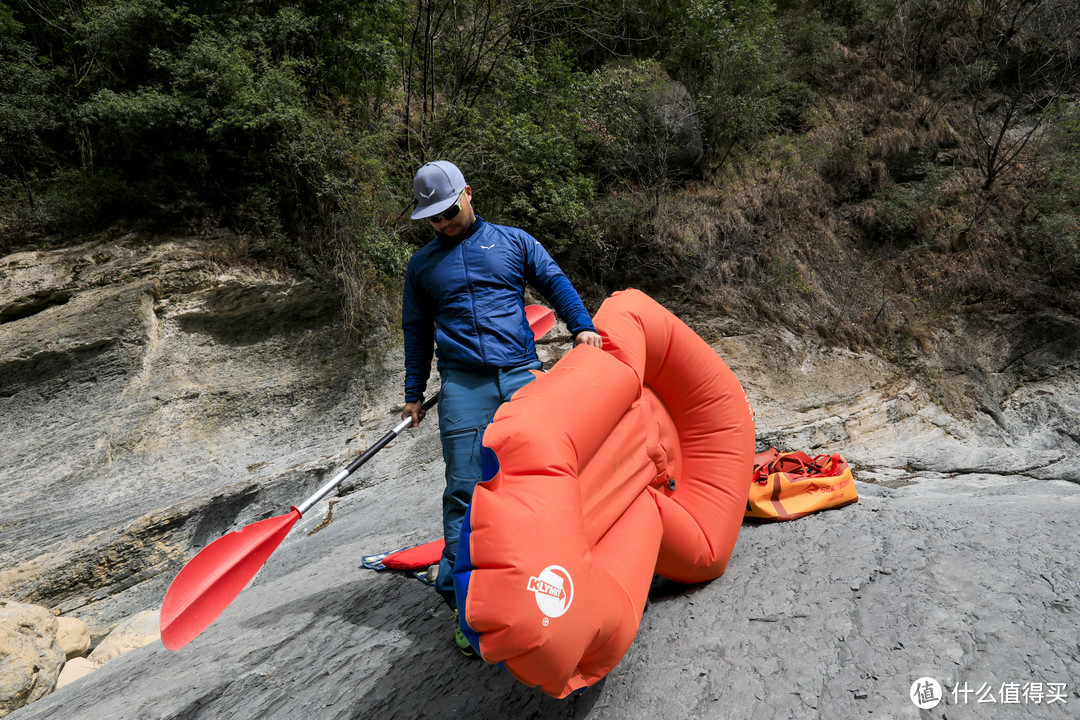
[754,451,846,482]
[752,448,779,483]
[768,452,818,477]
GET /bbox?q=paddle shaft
[294,393,439,516]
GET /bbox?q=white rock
[55,657,101,689]
[87,610,161,665]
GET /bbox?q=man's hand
[402,400,426,427]
[574,330,603,348]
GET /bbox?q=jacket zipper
[460,239,487,365]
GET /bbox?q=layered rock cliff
[2,233,1077,718]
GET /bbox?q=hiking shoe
[426,563,439,585]
[450,609,475,658]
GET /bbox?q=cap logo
[527,565,574,618]
[420,187,436,199]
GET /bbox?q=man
[401,160,602,655]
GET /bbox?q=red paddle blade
[160,509,301,650]
[525,304,556,340]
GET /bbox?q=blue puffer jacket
[402,217,596,403]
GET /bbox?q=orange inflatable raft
[453,289,755,697]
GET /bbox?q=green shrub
[11,169,138,232]
[0,6,64,205]
[1021,104,1080,281]
[817,123,869,183]
[768,254,815,294]
[665,0,785,160]
[868,185,920,246]
[785,14,846,88]
[581,59,704,187]
[825,0,882,26]
[863,170,951,250]
[771,80,816,133]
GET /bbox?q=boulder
[55,616,90,660]
[644,75,705,175]
[0,600,64,717]
[86,610,161,666]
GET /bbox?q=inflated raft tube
[453,289,755,698]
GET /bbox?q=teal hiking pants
[435,361,542,609]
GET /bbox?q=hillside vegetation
[2,0,1079,340]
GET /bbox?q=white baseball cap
[411,161,467,219]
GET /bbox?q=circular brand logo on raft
[527,565,574,618]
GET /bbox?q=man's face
[429,186,475,237]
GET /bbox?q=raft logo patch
[527,565,574,618]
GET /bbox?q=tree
[882,0,1080,189]
[0,3,62,207]
[664,0,784,166]
[398,0,618,150]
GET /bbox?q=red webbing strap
[756,451,840,481]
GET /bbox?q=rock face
[0,235,386,644]
[2,234,1079,718]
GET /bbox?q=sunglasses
[427,191,464,224]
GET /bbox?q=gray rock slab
[10,471,1080,719]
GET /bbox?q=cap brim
[411,194,459,220]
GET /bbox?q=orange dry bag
[745,448,858,521]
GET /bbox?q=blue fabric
[453,442,501,648]
[434,361,541,608]
[401,217,595,403]
[453,500,479,648]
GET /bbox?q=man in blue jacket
[400,160,601,655]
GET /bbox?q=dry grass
[632,47,1079,358]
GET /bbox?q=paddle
[160,304,557,651]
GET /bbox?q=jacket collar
[435,216,485,245]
